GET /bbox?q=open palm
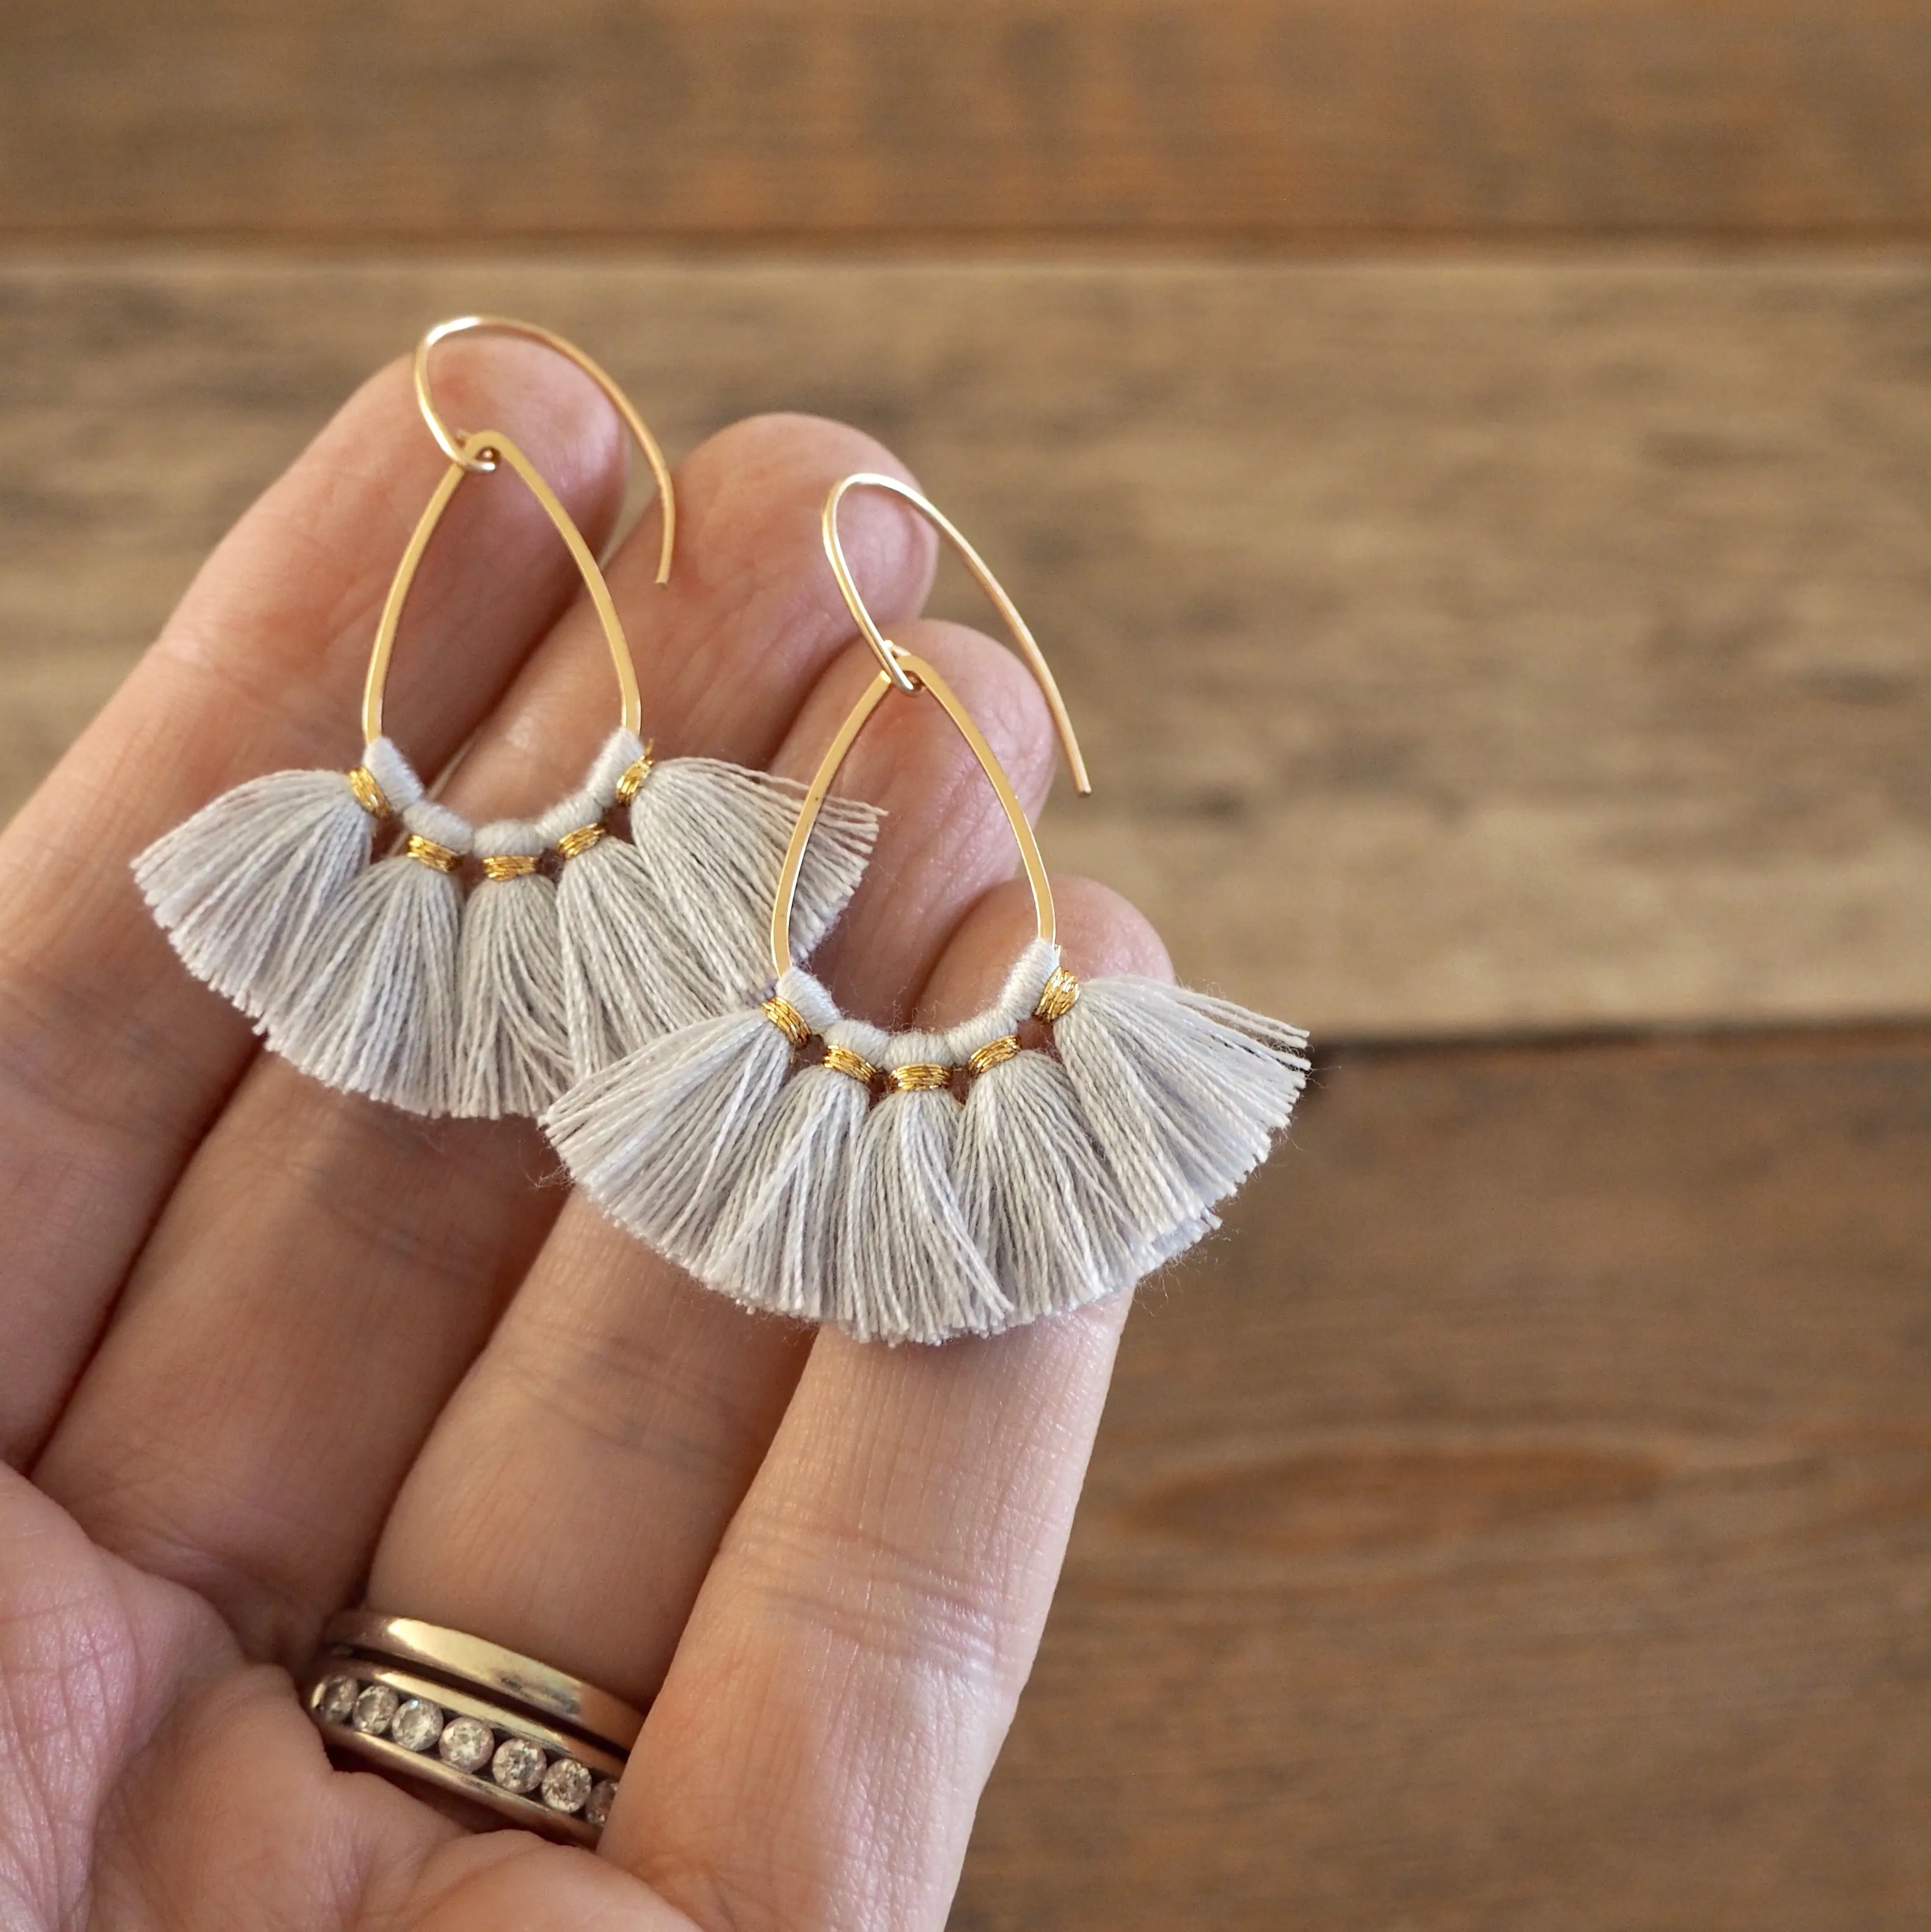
[0,337,1162,1931]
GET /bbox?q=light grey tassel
[624,746,882,981]
[549,934,1307,1346]
[132,736,423,1019]
[707,1013,892,1321]
[838,1027,1013,1345]
[955,1047,1148,1318]
[264,798,472,1113]
[952,1036,1142,1331]
[547,781,715,1080]
[453,818,569,1119]
[949,939,1137,1318]
[1051,974,1310,1241]
[544,967,839,1269]
[549,723,877,1076]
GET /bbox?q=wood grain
[5,255,1929,1039]
[955,1026,1931,1928]
[7,3,1931,241]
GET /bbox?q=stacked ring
[302,1611,644,1846]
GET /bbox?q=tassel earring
[546,473,1309,1344]
[135,315,882,1117]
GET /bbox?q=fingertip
[666,411,937,622]
[404,333,632,544]
[1053,874,1174,982]
[916,873,1172,1025]
[880,617,1062,813]
[310,336,632,566]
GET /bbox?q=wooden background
[5,5,1931,1926]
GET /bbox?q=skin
[0,337,1170,1932]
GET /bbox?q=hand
[0,338,1166,1930]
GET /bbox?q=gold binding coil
[1035,967,1081,1022]
[555,823,606,861]
[888,1062,953,1093]
[761,997,812,1048]
[346,766,392,819]
[480,853,539,881]
[967,1034,1021,1075]
[404,833,461,874]
[614,745,656,806]
[823,1043,878,1083]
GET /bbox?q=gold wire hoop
[770,478,1093,976]
[362,429,641,743]
[414,314,676,588]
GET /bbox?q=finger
[0,335,629,1465]
[32,416,937,1665]
[365,615,1063,1710]
[0,1463,701,1932]
[605,879,1167,1931]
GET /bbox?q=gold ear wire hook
[414,314,676,588]
[773,478,1093,976]
[822,472,1090,794]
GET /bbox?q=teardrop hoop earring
[133,316,883,1118]
[544,472,1310,1344]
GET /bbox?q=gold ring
[302,1611,643,1846]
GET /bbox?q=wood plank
[7,3,1931,242]
[957,1026,1931,1928]
[4,255,1930,1038]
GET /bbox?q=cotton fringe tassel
[707,1011,892,1322]
[544,967,841,1270]
[264,797,472,1113]
[548,943,1309,1347]
[453,819,570,1118]
[626,748,880,989]
[835,1026,1012,1345]
[548,766,711,1081]
[132,736,424,1019]
[1051,972,1310,1243]
[953,942,1149,1323]
[550,730,811,1081]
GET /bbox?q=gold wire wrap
[1035,967,1081,1022]
[346,766,392,819]
[555,824,606,860]
[967,1034,1022,1075]
[888,1063,954,1092]
[480,853,540,880]
[614,748,655,805]
[823,1044,880,1083]
[405,833,462,874]
[762,997,813,1048]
